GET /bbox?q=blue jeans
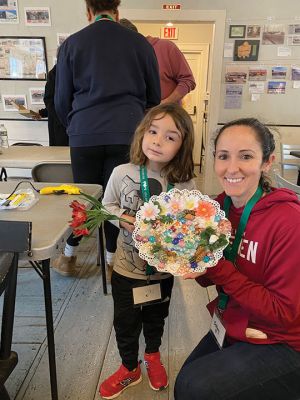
[174,332,300,400]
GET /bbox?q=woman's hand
[182,270,207,280]
[120,214,136,233]
[245,328,268,339]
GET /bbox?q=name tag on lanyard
[132,283,162,306]
[210,310,226,348]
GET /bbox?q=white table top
[0,146,70,168]
[0,182,102,261]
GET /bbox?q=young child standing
[99,103,196,399]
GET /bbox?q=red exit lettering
[162,4,181,10]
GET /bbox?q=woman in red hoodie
[175,118,300,400]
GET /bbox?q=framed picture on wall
[229,25,246,38]
[24,7,51,27]
[0,36,48,80]
[233,40,260,61]
[29,87,45,104]
[2,94,27,111]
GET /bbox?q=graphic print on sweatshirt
[229,229,258,264]
[116,174,163,274]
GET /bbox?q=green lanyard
[218,185,263,311]
[95,14,114,22]
[140,165,174,276]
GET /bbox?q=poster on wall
[225,65,247,83]
[262,25,285,45]
[224,84,243,109]
[291,66,300,81]
[0,0,18,24]
[246,25,261,38]
[267,81,286,94]
[2,94,27,111]
[29,87,45,104]
[57,33,70,47]
[271,66,288,79]
[24,7,51,26]
[248,67,267,81]
[0,37,48,80]
[233,40,260,61]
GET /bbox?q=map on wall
[0,36,47,80]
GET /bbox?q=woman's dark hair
[85,0,120,14]
[214,118,275,192]
[130,103,195,184]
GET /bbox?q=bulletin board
[220,19,300,126]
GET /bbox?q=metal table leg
[31,259,58,400]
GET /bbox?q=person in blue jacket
[54,0,160,277]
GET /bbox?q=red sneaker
[99,364,142,399]
[144,352,168,391]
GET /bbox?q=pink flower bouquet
[132,189,231,276]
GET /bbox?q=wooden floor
[2,235,216,400]
[2,170,217,400]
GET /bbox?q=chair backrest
[31,162,74,183]
[274,173,300,198]
[0,220,31,392]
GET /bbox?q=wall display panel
[0,36,48,80]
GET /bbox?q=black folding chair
[0,221,32,400]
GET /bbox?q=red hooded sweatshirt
[197,188,300,351]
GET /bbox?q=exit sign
[161,26,178,40]
[162,4,181,10]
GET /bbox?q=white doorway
[178,43,209,164]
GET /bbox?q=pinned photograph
[287,35,300,46]
[267,81,286,94]
[57,33,70,47]
[291,66,300,81]
[24,7,51,26]
[225,65,247,83]
[29,87,45,105]
[247,25,261,38]
[249,81,265,94]
[2,94,27,111]
[248,67,267,81]
[229,25,246,38]
[288,24,300,35]
[233,40,260,61]
[224,85,243,109]
[0,0,18,23]
[271,66,287,79]
[262,24,285,45]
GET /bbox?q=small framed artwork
[29,87,45,105]
[2,94,27,111]
[229,25,246,39]
[24,7,51,27]
[233,40,260,61]
[247,25,261,38]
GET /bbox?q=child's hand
[182,270,207,280]
[120,214,136,233]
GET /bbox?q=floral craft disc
[132,189,231,276]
